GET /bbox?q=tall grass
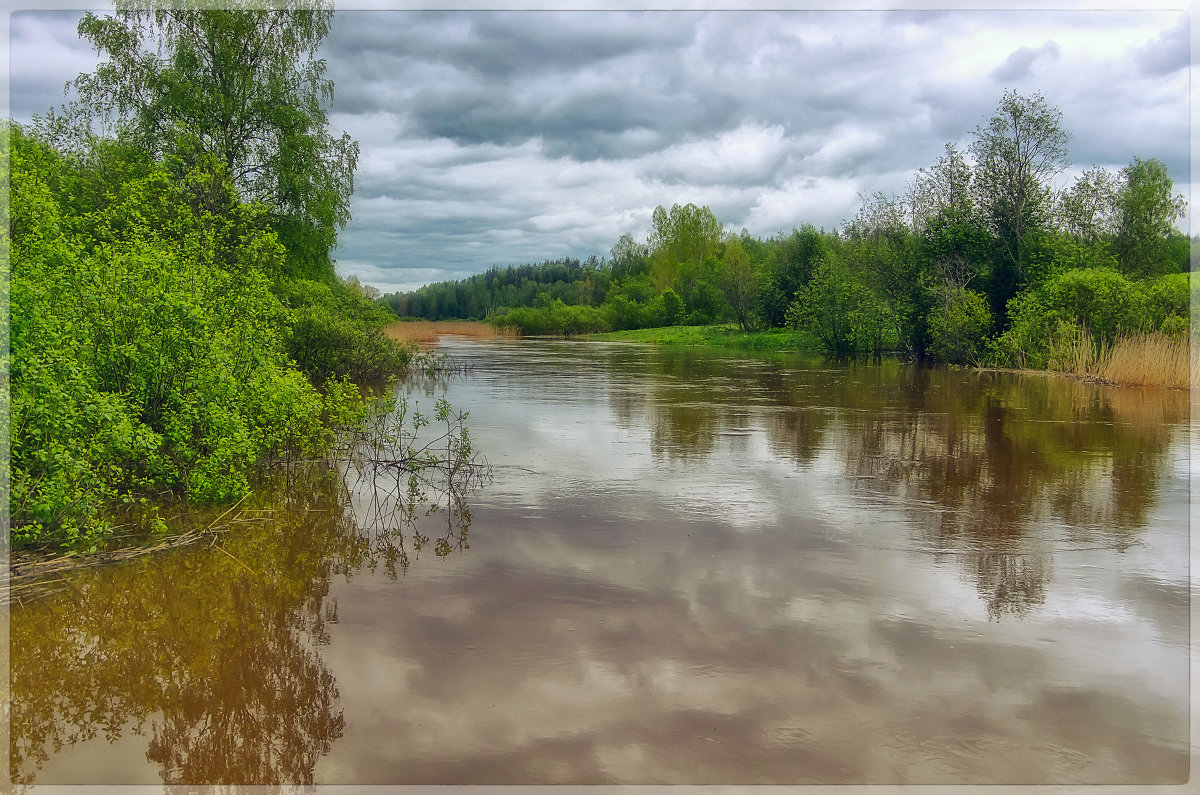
[1045,323,1109,376]
[1102,333,1195,389]
[385,320,517,347]
[1042,325,1194,389]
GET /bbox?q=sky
[5,3,1193,295]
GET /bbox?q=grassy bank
[585,324,827,353]
[587,323,1193,389]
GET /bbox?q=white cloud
[8,7,1190,292]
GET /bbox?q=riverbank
[585,323,827,353]
[586,323,1194,389]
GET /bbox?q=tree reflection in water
[831,371,1186,619]
[615,350,1186,620]
[10,455,485,786]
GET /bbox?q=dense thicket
[384,91,1191,363]
[9,5,408,548]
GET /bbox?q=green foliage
[675,261,727,326]
[1022,229,1118,282]
[1057,166,1119,242]
[969,90,1071,288]
[854,225,933,357]
[610,233,649,280]
[920,211,993,286]
[386,257,604,320]
[988,267,1152,368]
[907,143,975,229]
[276,277,412,383]
[658,287,683,326]
[493,299,608,336]
[786,254,889,357]
[376,90,1186,371]
[287,306,412,383]
[717,237,758,332]
[1114,157,1187,277]
[1036,267,1147,346]
[7,3,442,551]
[8,125,387,548]
[928,287,993,364]
[599,294,650,331]
[71,4,359,279]
[755,225,826,326]
[1139,272,1190,335]
[648,203,724,276]
[588,323,824,353]
[609,273,657,304]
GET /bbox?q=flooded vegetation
[385,319,517,347]
[9,337,1190,785]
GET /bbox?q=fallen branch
[6,509,269,602]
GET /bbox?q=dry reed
[385,320,516,347]
[1043,326,1194,389]
[1101,333,1195,389]
[384,321,439,345]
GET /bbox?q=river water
[9,337,1193,787]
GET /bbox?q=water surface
[10,337,1192,786]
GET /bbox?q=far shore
[387,319,1194,390]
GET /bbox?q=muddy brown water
[9,337,1192,786]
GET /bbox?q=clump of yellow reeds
[385,321,440,346]
[384,320,517,347]
[1101,332,1195,389]
[1045,325,1194,389]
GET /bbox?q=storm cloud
[8,6,1192,293]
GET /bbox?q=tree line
[385,90,1191,363]
[10,4,414,548]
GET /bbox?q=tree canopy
[68,0,358,279]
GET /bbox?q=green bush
[786,255,890,357]
[1038,267,1146,345]
[8,126,381,547]
[988,267,1151,368]
[275,277,412,382]
[1138,272,1188,333]
[493,300,609,336]
[928,287,993,364]
[287,303,413,382]
[601,294,652,331]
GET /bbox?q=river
[9,336,1193,786]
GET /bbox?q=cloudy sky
[6,4,1193,294]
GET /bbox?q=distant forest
[380,90,1192,365]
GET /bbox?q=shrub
[989,267,1149,368]
[601,294,653,331]
[287,304,413,382]
[786,255,889,356]
[8,127,382,547]
[1138,272,1189,335]
[1037,267,1146,346]
[928,287,993,364]
[276,277,412,382]
[492,300,609,336]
